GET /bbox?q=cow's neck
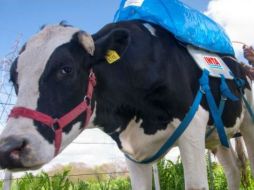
[90,73,172,152]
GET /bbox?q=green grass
[155,158,254,190]
[1,159,253,190]
[155,158,184,190]
[0,171,131,190]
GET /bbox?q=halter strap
[9,70,96,155]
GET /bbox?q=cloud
[205,0,254,57]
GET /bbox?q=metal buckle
[89,71,94,78]
[200,87,205,94]
[84,96,91,106]
[51,119,60,132]
[221,95,227,101]
[89,71,96,86]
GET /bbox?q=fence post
[3,170,12,190]
[208,150,214,190]
[153,164,160,190]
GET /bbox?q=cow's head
[0,23,130,170]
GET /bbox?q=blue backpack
[114,0,235,56]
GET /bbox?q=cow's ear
[94,29,130,63]
[77,31,95,56]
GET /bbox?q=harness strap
[199,70,229,147]
[242,94,254,122]
[126,86,203,164]
[220,75,239,101]
[205,98,225,138]
[234,77,254,122]
[127,70,231,164]
[126,70,212,164]
[126,70,230,164]
[206,74,239,138]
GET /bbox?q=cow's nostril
[10,139,28,160]
[0,136,29,169]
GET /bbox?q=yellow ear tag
[105,50,120,64]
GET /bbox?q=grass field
[1,158,254,190]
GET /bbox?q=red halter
[8,70,96,156]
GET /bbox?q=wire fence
[0,35,19,128]
[0,140,131,184]
[1,171,130,182]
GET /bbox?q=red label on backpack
[204,56,223,69]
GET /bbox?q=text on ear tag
[105,50,120,64]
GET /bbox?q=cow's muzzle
[0,136,29,169]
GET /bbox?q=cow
[0,21,253,190]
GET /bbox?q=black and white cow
[0,21,253,190]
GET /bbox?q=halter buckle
[89,71,96,86]
[51,119,60,132]
[84,96,91,106]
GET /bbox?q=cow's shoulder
[92,21,198,138]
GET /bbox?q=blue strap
[220,75,239,101]
[126,84,204,164]
[233,77,254,122]
[242,94,254,122]
[126,70,230,164]
[199,70,229,147]
[206,97,226,138]
[234,77,245,89]
[206,75,239,138]
[218,97,226,115]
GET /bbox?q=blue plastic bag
[114,0,235,56]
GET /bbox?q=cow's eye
[60,66,73,75]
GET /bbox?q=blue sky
[0,0,209,58]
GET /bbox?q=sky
[0,0,254,176]
[206,0,254,57]
[0,0,209,58]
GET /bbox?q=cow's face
[0,24,96,170]
[0,23,130,170]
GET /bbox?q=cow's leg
[240,112,254,176]
[177,106,209,190]
[125,157,153,190]
[212,144,241,190]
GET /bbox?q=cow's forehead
[15,25,80,108]
[28,25,79,47]
[25,25,79,57]
[18,25,80,70]
[17,25,80,82]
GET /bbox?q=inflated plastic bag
[114,0,235,56]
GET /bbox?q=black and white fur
[0,21,253,190]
